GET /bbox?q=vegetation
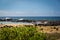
[0,25,60,40]
[0,26,46,40]
[46,33,60,40]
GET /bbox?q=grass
[0,26,46,40]
[0,25,60,40]
[46,33,60,40]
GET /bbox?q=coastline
[0,17,60,33]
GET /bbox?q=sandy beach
[0,23,34,27]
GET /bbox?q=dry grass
[0,24,60,33]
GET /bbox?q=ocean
[0,16,60,24]
[0,16,60,21]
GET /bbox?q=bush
[0,27,46,40]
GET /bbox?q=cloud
[0,10,36,16]
[0,10,59,16]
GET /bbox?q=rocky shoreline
[0,18,60,26]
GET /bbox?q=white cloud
[0,10,36,16]
[0,10,60,16]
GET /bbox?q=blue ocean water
[0,16,60,21]
[0,16,60,24]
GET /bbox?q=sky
[0,0,60,16]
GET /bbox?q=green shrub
[0,27,46,40]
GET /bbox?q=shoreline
[0,20,60,26]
